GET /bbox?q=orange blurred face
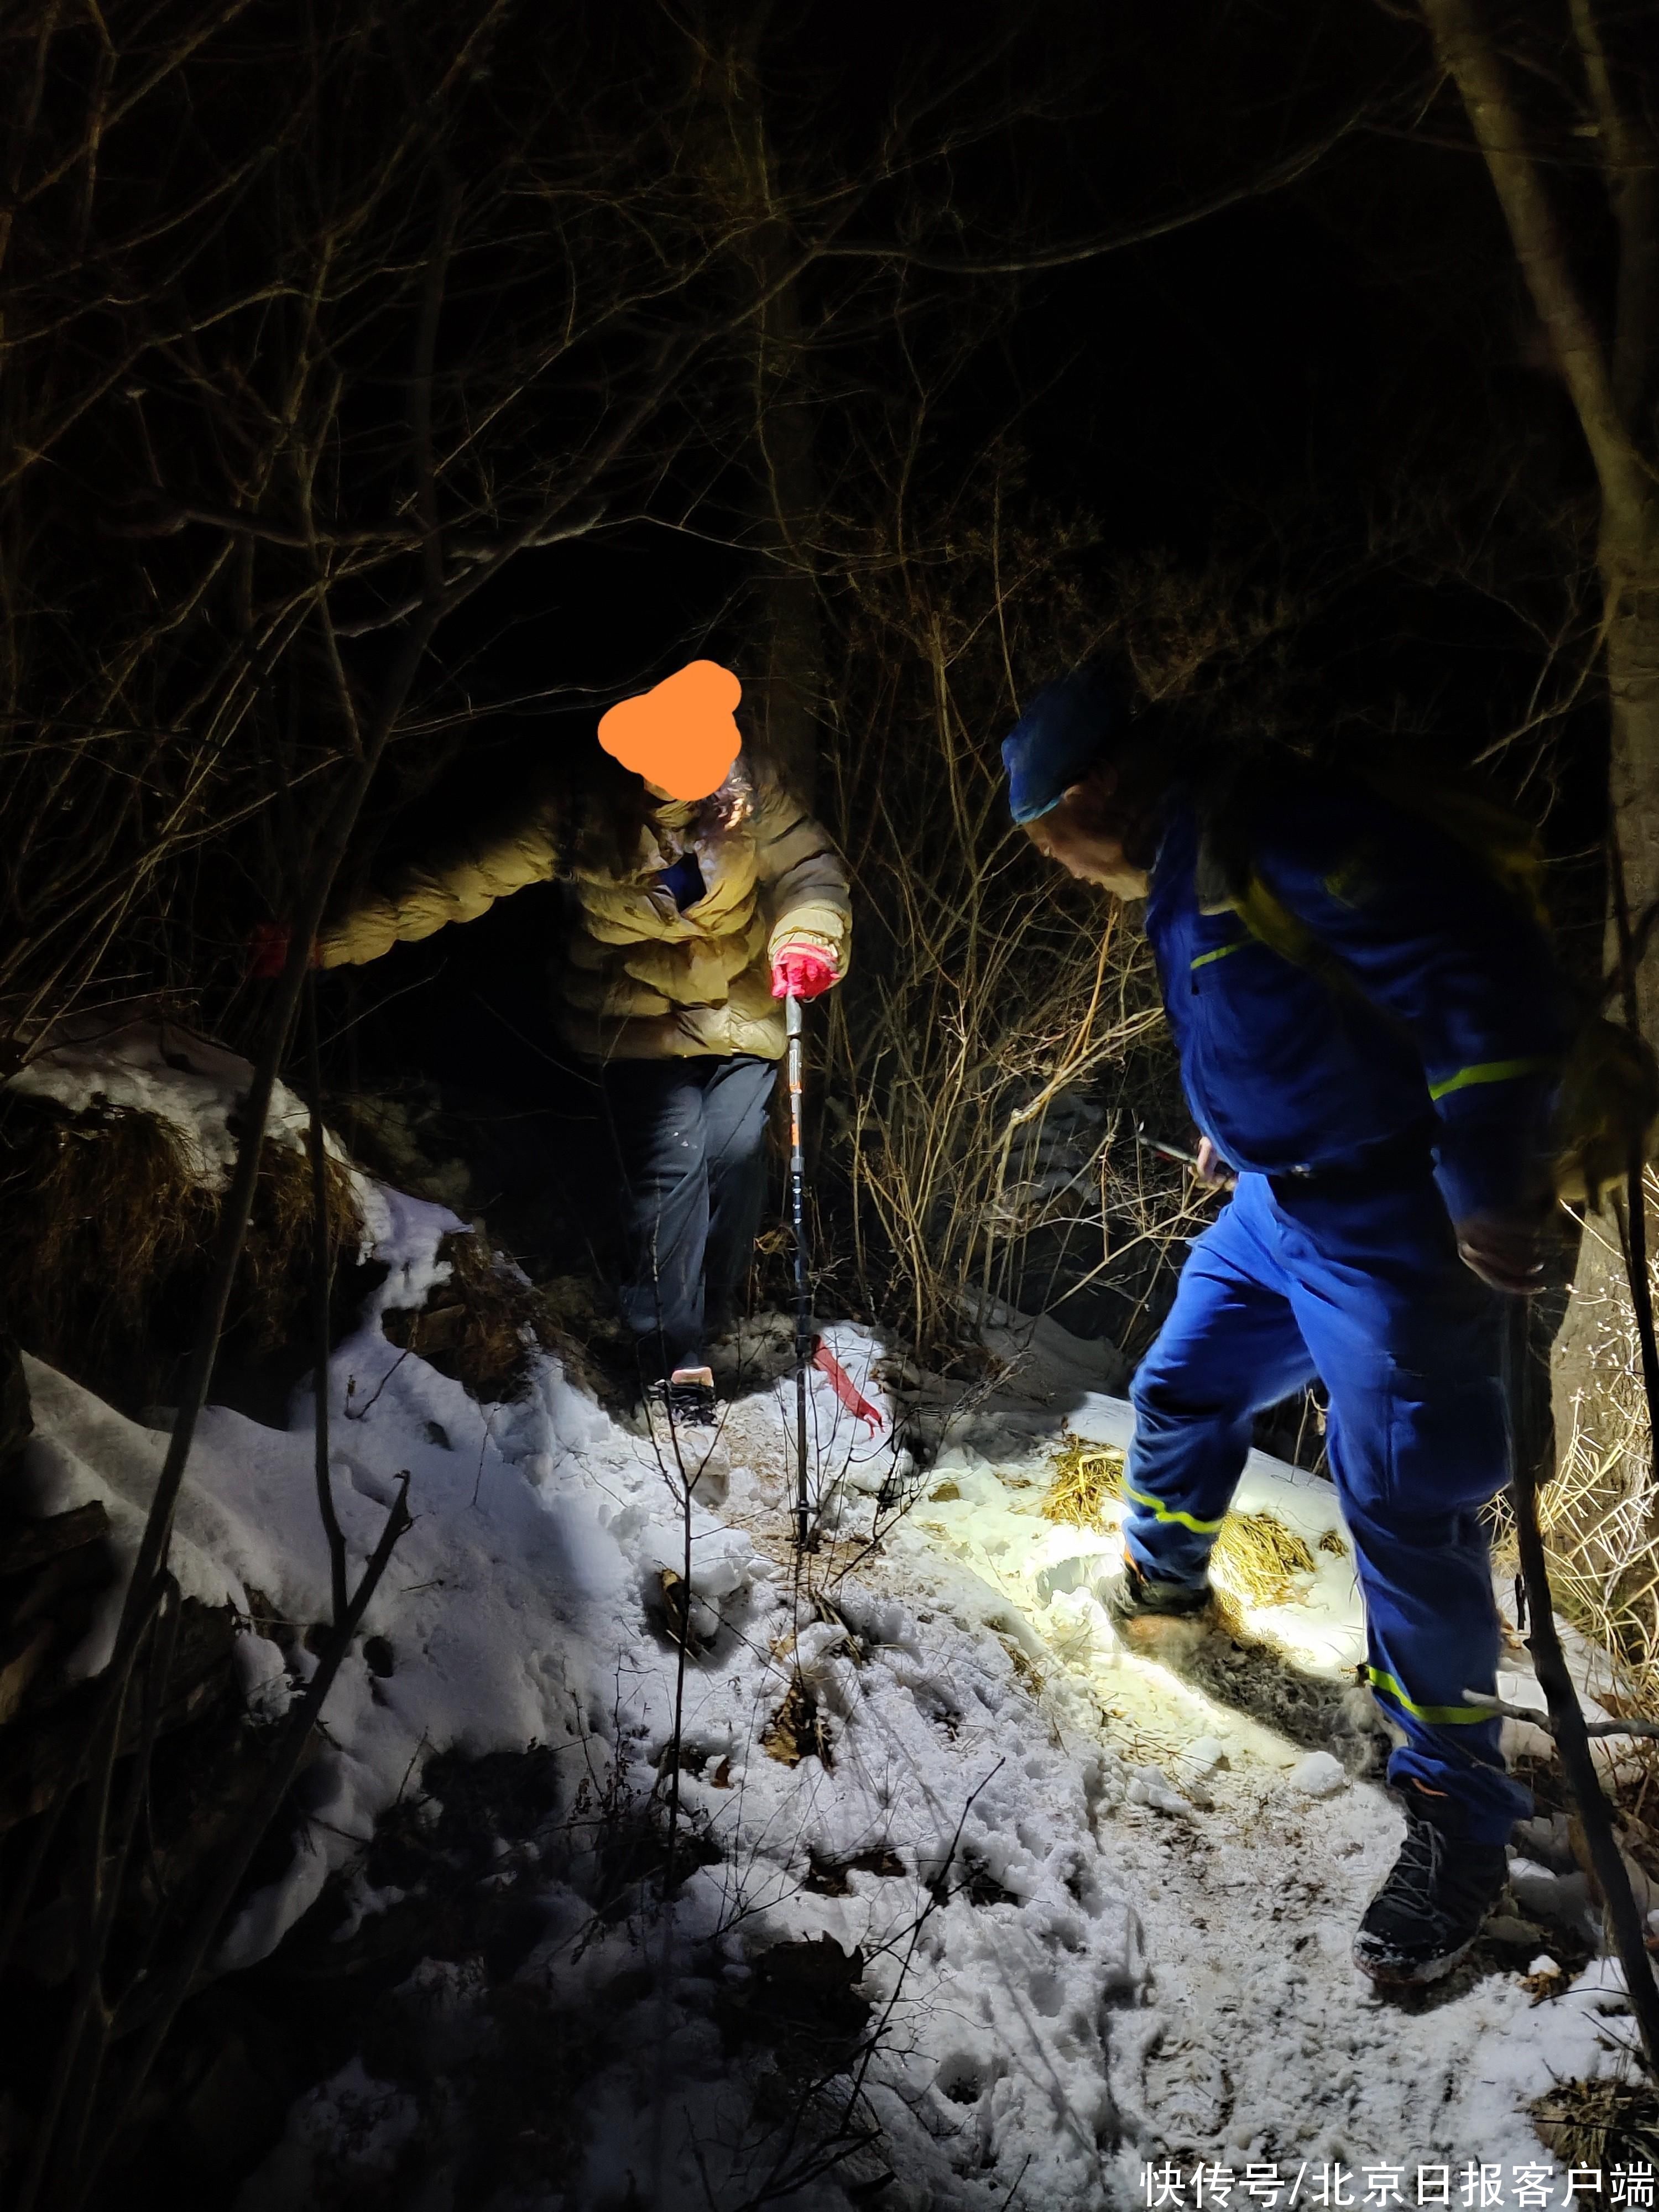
[598,659,741,801]
[1024,770,1150,895]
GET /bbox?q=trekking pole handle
[1135,1123,1199,1170]
[786,989,803,1121]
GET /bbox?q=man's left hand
[770,945,837,1000]
[1455,1208,1552,1296]
[1194,1136,1237,1191]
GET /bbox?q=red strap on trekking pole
[812,1343,883,1434]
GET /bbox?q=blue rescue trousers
[1124,1166,1530,1843]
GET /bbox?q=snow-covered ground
[11,1026,1651,2209]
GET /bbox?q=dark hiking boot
[1100,1568,1389,1775]
[650,1366,718,1430]
[1352,1793,1509,1987]
[1100,1556,1215,1631]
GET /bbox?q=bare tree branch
[1419,0,1652,541]
[1567,0,1659,427]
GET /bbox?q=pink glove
[770,943,837,1000]
[247,922,321,980]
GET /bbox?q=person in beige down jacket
[314,735,851,1422]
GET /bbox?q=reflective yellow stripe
[1426,1055,1557,1103]
[1123,1479,1227,1536]
[1365,1666,1494,1727]
[1190,940,1248,972]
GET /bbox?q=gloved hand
[1455,1207,1552,1296]
[1194,1136,1237,1191]
[247,922,320,980]
[770,943,837,1000]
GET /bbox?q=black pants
[597,1053,777,1379]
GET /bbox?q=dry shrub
[333,1089,473,1215]
[1463,1184,1659,1867]
[530,1274,627,1402]
[1488,1199,1659,1791]
[1037,1432,1319,1605]
[382,1234,538,1404]
[382,1235,609,1407]
[1101,546,1303,716]
[0,1093,363,1408]
[1533,2073,1659,2172]
[818,502,1228,1369]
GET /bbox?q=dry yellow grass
[1533,2073,1659,2169]
[1040,1434,1125,1527]
[1213,1513,1317,1607]
[1039,1431,1321,1607]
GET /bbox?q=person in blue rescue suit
[1003,665,1572,1989]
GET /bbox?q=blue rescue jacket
[1144,769,1572,1222]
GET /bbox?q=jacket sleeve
[748,763,852,975]
[315,790,565,968]
[1251,786,1570,1222]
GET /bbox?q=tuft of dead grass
[1037,1431,1318,1606]
[383,1236,611,1407]
[0,1103,210,1350]
[1533,2072,1659,2171]
[382,1233,538,1404]
[0,1093,363,1408]
[237,1137,364,1354]
[1214,1514,1317,1609]
[1041,1433,1125,1527]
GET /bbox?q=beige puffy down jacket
[315,753,851,1062]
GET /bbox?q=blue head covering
[1001,665,1125,825]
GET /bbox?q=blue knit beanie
[1001,665,1125,825]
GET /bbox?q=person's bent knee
[1130,1365,1249,1427]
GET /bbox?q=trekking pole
[1134,1124,1199,1171]
[1504,1295,1659,2072]
[785,990,814,1553]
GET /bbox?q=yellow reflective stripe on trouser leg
[1365,1666,1494,1728]
[1426,1055,1558,1103]
[1122,1479,1227,1537]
